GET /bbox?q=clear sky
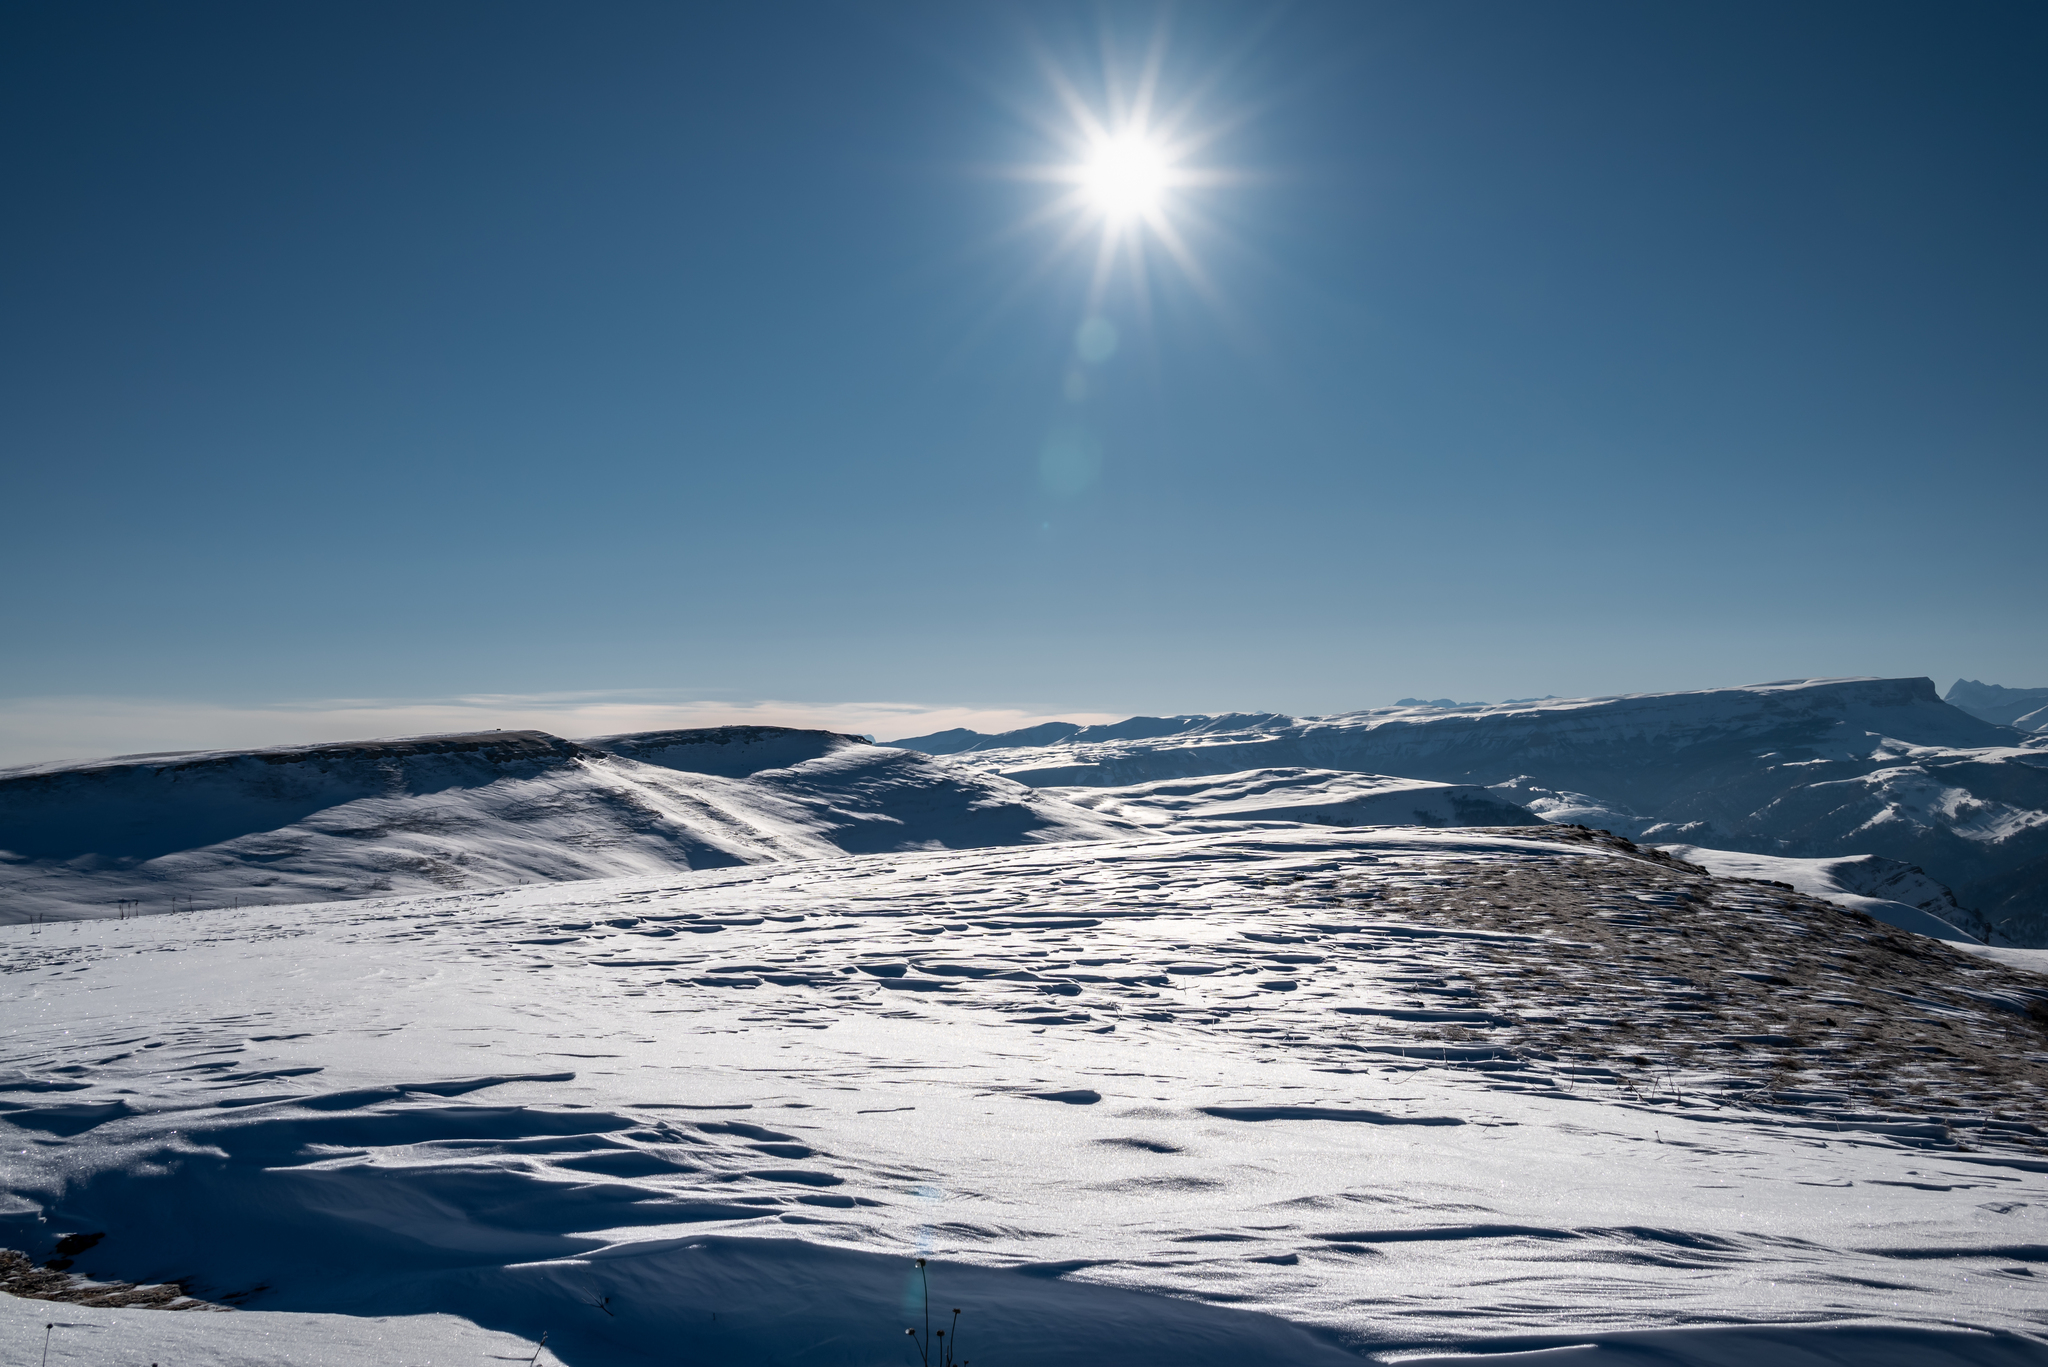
[3,1,2044,762]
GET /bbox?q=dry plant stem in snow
[905,1258,968,1367]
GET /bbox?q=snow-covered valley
[5,824,2048,1365]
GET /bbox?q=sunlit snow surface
[1656,846,1985,944]
[5,826,2048,1365]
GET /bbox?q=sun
[1049,117,1210,307]
[1080,133,1171,221]
[970,18,1258,321]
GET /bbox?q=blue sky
[3,1,2044,760]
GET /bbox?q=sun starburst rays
[921,16,1269,371]
[985,18,1243,315]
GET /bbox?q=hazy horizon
[0,671,2024,769]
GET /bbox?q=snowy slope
[0,727,1135,923]
[4,825,2047,1365]
[1049,768,1543,831]
[929,679,2048,945]
[1657,845,1988,943]
[0,729,1549,925]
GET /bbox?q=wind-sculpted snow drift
[4,825,2048,1365]
[914,678,2048,945]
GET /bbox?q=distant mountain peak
[1946,678,2048,731]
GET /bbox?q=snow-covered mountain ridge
[920,678,2048,945]
[0,727,1132,922]
[8,681,2042,943]
[0,727,1530,924]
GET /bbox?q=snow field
[1046,767,1540,830]
[4,826,2047,1362]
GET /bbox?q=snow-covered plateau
[901,678,2048,947]
[5,824,2048,1365]
[0,729,1543,928]
[6,681,2048,1364]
